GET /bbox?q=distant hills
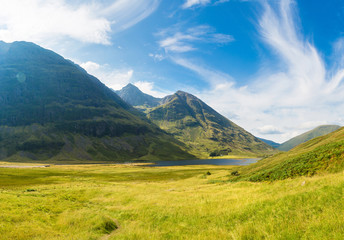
[278,125,341,151]
[258,138,281,148]
[117,84,276,157]
[230,126,344,182]
[0,41,194,162]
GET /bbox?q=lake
[148,158,259,167]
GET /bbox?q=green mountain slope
[278,125,341,151]
[230,127,344,182]
[145,91,276,157]
[0,41,194,163]
[115,83,161,108]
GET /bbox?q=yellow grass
[0,163,343,239]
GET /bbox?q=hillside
[230,127,344,182]
[258,138,281,148]
[145,90,276,157]
[0,41,194,162]
[115,83,161,108]
[278,125,341,151]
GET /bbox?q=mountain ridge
[278,125,341,151]
[0,41,194,162]
[117,85,276,157]
[115,83,161,108]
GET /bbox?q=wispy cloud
[133,81,172,98]
[0,0,159,46]
[80,61,133,90]
[176,0,344,142]
[158,25,234,53]
[182,0,229,9]
[182,0,211,9]
[172,57,234,85]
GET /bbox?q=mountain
[258,138,281,148]
[230,126,344,182]
[115,83,161,108]
[144,90,276,157]
[278,125,341,151]
[0,41,194,162]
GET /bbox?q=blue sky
[1,0,344,142]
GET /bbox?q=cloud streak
[158,25,234,53]
[177,0,344,142]
[0,0,159,46]
[182,0,230,9]
[80,61,133,90]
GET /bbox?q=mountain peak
[148,89,275,157]
[0,41,193,162]
[116,83,161,107]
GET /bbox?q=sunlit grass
[0,164,343,239]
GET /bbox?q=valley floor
[0,163,343,239]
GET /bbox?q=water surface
[149,158,259,167]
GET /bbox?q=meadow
[0,163,343,240]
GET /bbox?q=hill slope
[278,125,341,151]
[258,138,281,148]
[230,127,344,182]
[115,83,161,108]
[0,41,194,162]
[145,91,276,157]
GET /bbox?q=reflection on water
[149,158,259,167]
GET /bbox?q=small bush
[206,171,211,175]
[231,171,240,176]
[25,189,37,192]
[96,217,118,234]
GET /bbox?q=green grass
[229,127,344,182]
[0,163,343,239]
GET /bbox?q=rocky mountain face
[0,41,194,162]
[117,85,276,158]
[115,83,161,108]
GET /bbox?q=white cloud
[257,125,283,135]
[0,0,159,46]
[172,57,234,85]
[182,0,230,9]
[149,53,165,61]
[133,81,172,98]
[175,0,344,142]
[182,0,211,9]
[158,25,234,53]
[80,61,133,90]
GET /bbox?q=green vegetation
[0,163,343,239]
[0,41,194,162]
[278,125,341,151]
[229,127,344,182]
[146,91,276,158]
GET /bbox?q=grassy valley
[0,163,343,239]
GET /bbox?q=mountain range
[0,41,194,162]
[117,84,276,157]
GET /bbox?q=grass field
[0,163,343,239]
